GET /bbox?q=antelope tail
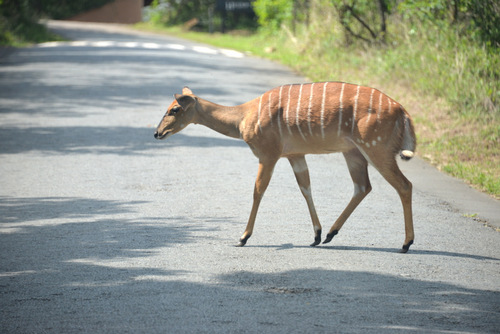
[399,110,416,160]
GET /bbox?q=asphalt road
[1,21,499,333]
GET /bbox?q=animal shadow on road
[247,243,500,262]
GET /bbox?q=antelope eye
[169,106,181,115]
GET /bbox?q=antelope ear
[182,86,193,95]
[175,94,196,110]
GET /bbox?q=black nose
[154,132,159,139]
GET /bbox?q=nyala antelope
[154,83,416,253]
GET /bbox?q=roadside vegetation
[0,0,113,46]
[139,0,499,198]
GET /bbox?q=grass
[135,22,499,199]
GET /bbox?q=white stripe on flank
[257,95,263,133]
[365,88,375,124]
[320,82,328,139]
[377,91,383,123]
[369,89,374,112]
[386,96,392,123]
[286,85,293,135]
[296,84,307,141]
[338,83,345,137]
[268,92,273,126]
[351,85,361,135]
[307,83,314,136]
[277,86,284,139]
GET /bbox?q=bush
[253,0,294,32]
[0,0,114,45]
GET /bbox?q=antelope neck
[195,98,248,139]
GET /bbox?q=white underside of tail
[400,150,414,159]
[400,112,416,160]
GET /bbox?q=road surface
[1,21,499,333]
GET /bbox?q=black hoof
[236,236,249,247]
[399,240,414,253]
[310,240,320,247]
[322,230,338,244]
[310,230,322,247]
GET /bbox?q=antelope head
[154,87,197,140]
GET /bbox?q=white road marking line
[37,42,62,47]
[36,40,243,58]
[166,43,186,50]
[192,46,218,54]
[142,42,161,49]
[70,41,90,47]
[219,49,244,58]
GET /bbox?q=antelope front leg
[237,160,277,247]
[288,155,322,246]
